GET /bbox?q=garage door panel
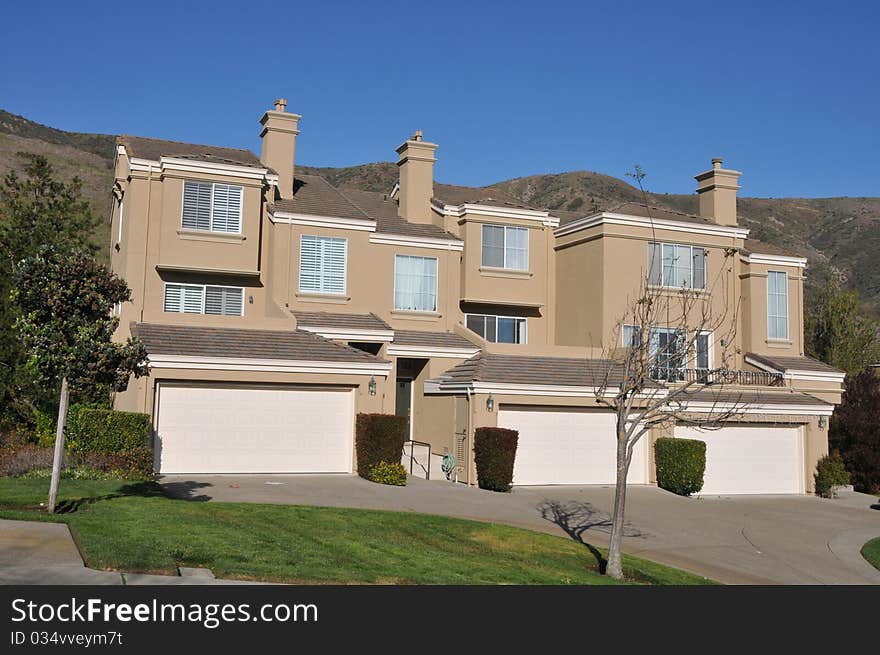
[498,409,647,486]
[156,385,354,474]
[674,425,803,495]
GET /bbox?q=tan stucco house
[109,98,844,494]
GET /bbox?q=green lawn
[862,537,880,571]
[0,477,713,585]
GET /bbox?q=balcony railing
[651,367,785,387]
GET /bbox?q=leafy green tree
[805,271,879,375]
[0,154,100,427]
[11,248,148,512]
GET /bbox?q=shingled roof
[293,311,391,331]
[118,135,267,170]
[392,330,479,350]
[132,322,387,363]
[678,388,832,407]
[745,353,843,375]
[429,352,643,387]
[741,238,804,259]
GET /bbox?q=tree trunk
[47,377,69,514]
[606,430,630,579]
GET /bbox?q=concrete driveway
[160,474,880,585]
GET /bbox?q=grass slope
[862,536,880,571]
[0,478,712,585]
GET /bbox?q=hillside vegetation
[3,110,878,313]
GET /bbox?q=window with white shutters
[299,235,347,294]
[164,284,243,316]
[181,180,242,233]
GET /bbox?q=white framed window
[482,224,529,270]
[622,324,642,347]
[394,254,438,312]
[465,314,527,344]
[649,327,686,381]
[767,271,789,340]
[694,331,711,370]
[648,242,706,289]
[181,180,243,233]
[163,283,244,316]
[299,235,347,294]
[117,198,125,243]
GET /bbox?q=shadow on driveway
[537,499,648,572]
[158,480,213,502]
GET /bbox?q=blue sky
[1,1,878,197]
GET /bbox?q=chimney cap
[412,129,423,142]
[712,157,724,169]
[274,98,288,112]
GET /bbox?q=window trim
[464,313,528,344]
[163,283,245,317]
[393,254,439,313]
[648,241,706,290]
[481,224,530,271]
[767,270,789,341]
[180,179,244,235]
[694,330,713,371]
[298,234,349,296]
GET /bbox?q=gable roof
[131,322,387,363]
[118,135,267,170]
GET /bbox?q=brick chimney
[694,158,742,226]
[260,98,300,199]
[396,130,437,224]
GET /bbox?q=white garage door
[498,409,648,486]
[674,425,804,495]
[155,384,355,474]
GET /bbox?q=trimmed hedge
[814,450,851,498]
[355,414,408,480]
[654,437,706,496]
[474,427,518,492]
[66,408,151,454]
[368,461,407,486]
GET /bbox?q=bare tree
[594,167,752,580]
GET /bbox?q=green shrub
[0,444,153,479]
[355,414,408,479]
[34,409,57,447]
[654,437,706,496]
[66,407,150,454]
[368,461,407,486]
[814,450,851,498]
[474,427,518,492]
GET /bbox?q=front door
[395,377,412,431]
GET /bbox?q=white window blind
[394,255,438,312]
[299,235,347,294]
[164,284,243,316]
[182,180,242,233]
[767,271,789,339]
[205,286,244,316]
[481,225,529,270]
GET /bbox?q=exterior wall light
[486,394,494,412]
[368,375,377,396]
[818,416,826,430]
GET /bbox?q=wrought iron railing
[650,367,785,387]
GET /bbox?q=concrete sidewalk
[160,474,880,585]
[0,519,258,585]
